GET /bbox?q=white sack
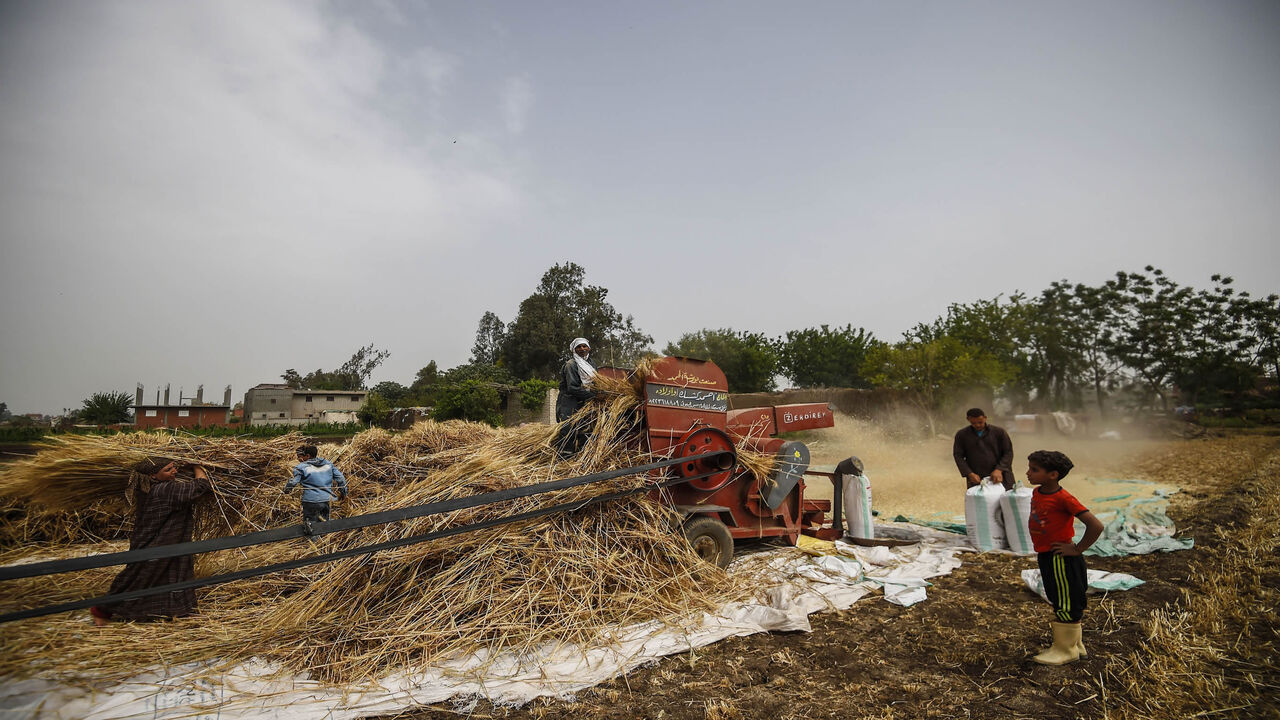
[965,478,1008,551]
[1000,487,1035,555]
[841,473,874,539]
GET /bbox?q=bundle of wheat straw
[0,432,311,547]
[0,364,785,686]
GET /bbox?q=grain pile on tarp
[0,367,758,686]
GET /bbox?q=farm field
[391,431,1280,720]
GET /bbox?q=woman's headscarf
[570,337,596,386]
[126,456,172,509]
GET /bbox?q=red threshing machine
[598,356,837,567]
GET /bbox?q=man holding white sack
[953,408,1015,490]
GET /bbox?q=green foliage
[357,392,392,427]
[431,380,503,426]
[282,344,391,391]
[0,424,46,443]
[664,329,780,392]
[777,324,878,388]
[501,263,654,379]
[441,362,516,386]
[403,361,441,406]
[862,336,1015,433]
[471,311,507,365]
[174,422,362,438]
[370,381,410,405]
[79,391,134,425]
[0,402,10,422]
[518,379,556,410]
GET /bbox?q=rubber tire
[683,516,734,569]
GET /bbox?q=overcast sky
[1,0,1277,415]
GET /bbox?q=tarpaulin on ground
[1020,568,1145,601]
[2,524,966,720]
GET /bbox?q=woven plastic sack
[1000,487,1035,555]
[965,478,1008,551]
[841,473,874,539]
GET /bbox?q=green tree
[470,311,507,366]
[431,380,503,426]
[284,344,391,391]
[664,329,780,392]
[1103,268,1198,410]
[406,361,441,405]
[862,337,1015,435]
[777,324,878,388]
[357,392,392,427]
[79,391,134,425]
[441,362,516,386]
[913,295,1029,407]
[0,402,10,422]
[518,378,557,410]
[1058,281,1126,417]
[501,263,654,379]
[1172,275,1260,407]
[370,381,410,405]
[1244,293,1280,385]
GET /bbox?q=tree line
[26,263,1274,429]
[345,263,1278,427]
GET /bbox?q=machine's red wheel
[675,427,736,492]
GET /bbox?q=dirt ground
[388,432,1280,720]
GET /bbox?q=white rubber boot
[1033,621,1082,665]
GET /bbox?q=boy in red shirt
[1026,450,1104,665]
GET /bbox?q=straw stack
[0,366,772,685]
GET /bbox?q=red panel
[773,403,834,433]
[725,407,775,442]
[642,357,729,459]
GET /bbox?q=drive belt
[0,471,718,624]
[0,450,729,582]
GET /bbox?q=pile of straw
[0,432,304,547]
[0,367,767,685]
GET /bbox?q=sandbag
[841,473,874,539]
[1000,487,1035,555]
[964,478,1008,551]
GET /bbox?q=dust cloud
[798,413,1174,523]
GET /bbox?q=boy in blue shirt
[284,445,348,524]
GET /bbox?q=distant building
[133,384,233,429]
[243,384,364,426]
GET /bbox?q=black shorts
[1038,551,1087,623]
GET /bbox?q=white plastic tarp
[2,526,966,720]
[1020,568,1145,602]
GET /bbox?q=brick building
[132,384,233,429]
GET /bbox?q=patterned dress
[98,475,211,621]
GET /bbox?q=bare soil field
[391,432,1280,720]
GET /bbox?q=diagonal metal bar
[0,450,729,581]
[0,472,716,624]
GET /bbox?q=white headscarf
[570,337,596,385]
